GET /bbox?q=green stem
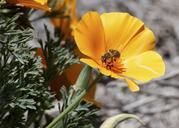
[46,90,86,128]
[46,66,102,128]
[88,73,102,90]
[74,65,92,91]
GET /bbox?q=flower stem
[46,65,92,128]
[46,90,86,128]
[46,66,102,128]
[88,73,102,90]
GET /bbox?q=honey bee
[101,49,120,64]
[109,49,120,58]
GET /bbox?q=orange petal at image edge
[6,0,51,12]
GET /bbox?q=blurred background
[76,0,179,128]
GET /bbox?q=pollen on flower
[101,49,125,74]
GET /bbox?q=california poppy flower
[74,12,165,91]
[6,0,51,11]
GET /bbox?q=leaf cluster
[37,26,79,82]
[0,5,54,128]
[0,1,96,128]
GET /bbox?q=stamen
[101,49,125,74]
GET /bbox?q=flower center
[101,49,125,74]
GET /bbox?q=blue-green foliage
[0,3,54,127]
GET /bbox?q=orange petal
[74,12,106,60]
[98,66,123,79]
[125,78,140,92]
[51,0,77,39]
[100,12,144,50]
[80,58,99,68]
[123,51,165,82]
[81,58,121,78]
[98,66,111,76]
[34,0,47,5]
[122,27,155,58]
[7,0,51,11]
